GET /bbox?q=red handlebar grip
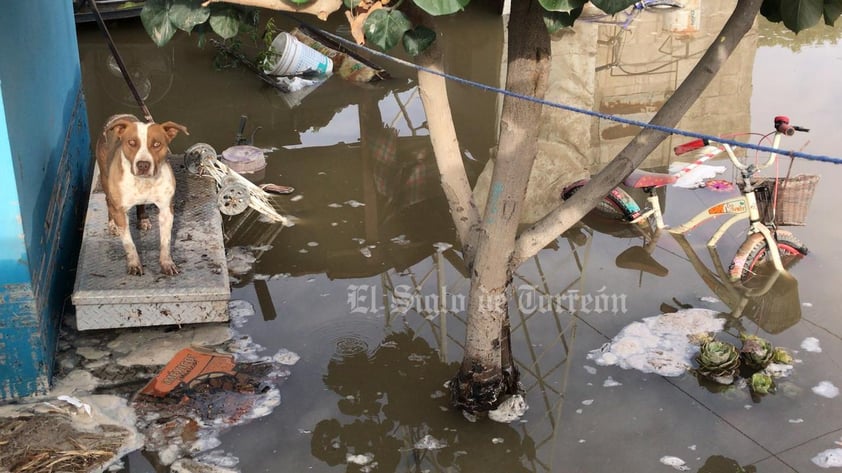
[674,139,708,156]
[776,123,796,136]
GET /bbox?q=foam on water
[660,455,690,471]
[812,449,842,468]
[588,308,723,377]
[812,381,840,399]
[488,395,528,423]
[801,337,823,353]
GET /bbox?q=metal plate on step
[72,157,230,330]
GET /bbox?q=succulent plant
[739,334,774,371]
[772,347,794,365]
[696,340,741,385]
[750,372,774,394]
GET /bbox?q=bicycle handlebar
[774,115,810,136]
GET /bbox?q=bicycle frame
[636,132,789,273]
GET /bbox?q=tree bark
[511,0,763,267]
[417,45,481,267]
[450,0,551,413]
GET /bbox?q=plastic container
[221,145,266,174]
[263,32,333,77]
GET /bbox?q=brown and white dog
[96,114,188,276]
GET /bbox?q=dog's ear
[160,122,189,141]
[108,117,136,137]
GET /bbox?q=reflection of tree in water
[311,330,535,472]
[758,17,842,50]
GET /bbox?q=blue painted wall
[0,0,92,398]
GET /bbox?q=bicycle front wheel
[729,230,808,281]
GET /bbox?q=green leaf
[590,0,637,15]
[287,0,313,4]
[141,0,177,46]
[402,26,436,56]
[760,0,783,23]
[539,0,586,13]
[824,0,842,25]
[209,6,240,39]
[364,9,412,50]
[170,0,210,32]
[780,0,823,32]
[412,0,470,16]
[543,7,583,32]
[344,0,361,7]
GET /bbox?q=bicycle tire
[729,230,808,281]
[562,182,642,221]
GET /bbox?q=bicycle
[562,115,812,282]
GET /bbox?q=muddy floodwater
[74,3,842,472]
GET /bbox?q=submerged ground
[4,4,842,473]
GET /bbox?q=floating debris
[812,381,840,399]
[273,348,301,366]
[801,337,823,353]
[603,377,623,387]
[390,234,410,246]
[328,202,343,208]
[583,365,597,375]
[588,309,724,377]
[670,161,726,188]
[659,455,691,471]
[433,242,453,252]
[812,449,842,468]
[699,296,721,304]
[581,399,594,406]
[488,395,528,423]
[227,246,257,275]
[346,453,374,465]
[0,396,141,473]
[788,418,805,424]
[764,362,794,378]
[345,200,365,207]
[413,434,447,450]
[172,458,239,473]
[491,437,504,444]
[259,183,295,195]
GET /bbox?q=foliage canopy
[141,0,842,57]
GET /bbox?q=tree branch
[417,45,481,265]
[201,0,342,20]
[511,0,763,267]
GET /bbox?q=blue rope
[317,28,842,166]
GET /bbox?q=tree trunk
[450,0,551,413]
[417,45,481,267]
[511,0,763,266]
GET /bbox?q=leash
[83,0,155,123]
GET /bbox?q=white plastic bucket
[263,32,333,77]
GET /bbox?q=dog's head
[108,118,189,177]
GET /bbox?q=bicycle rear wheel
[562,181,642,221]
[729,230,807,281]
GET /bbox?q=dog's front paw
[137,218,152,231]
[107,220,120,236]
[127,263,144,276]
[160,260,179,276]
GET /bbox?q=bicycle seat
[623,169,677,189]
